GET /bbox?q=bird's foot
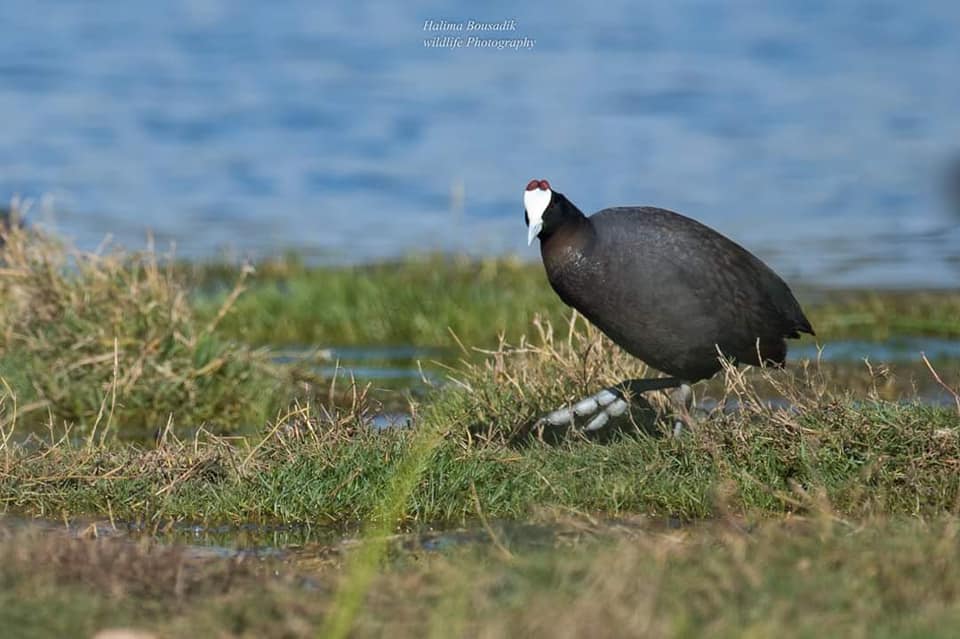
[536,387,631,433]
[534,379,692,437]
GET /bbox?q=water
[792,336,960,362]
[1,1,959,286]
[272,345,444,384]
[284,337,960,384]
[275,338,960,419]
[0,513,583,560]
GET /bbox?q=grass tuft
[0,226,286,437]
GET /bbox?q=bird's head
[524,179,582,245]
[523,178,556,245]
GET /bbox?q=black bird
[523,178,815,432]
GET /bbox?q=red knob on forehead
[538,179,550,191]
[525,179,540,191]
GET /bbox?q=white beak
[527,221,543,246]
[523,187,551,247]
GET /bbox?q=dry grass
[0,311,957,527]
[432,312,959,444]
[0,218,959,636]
[6,512,960,638]
[0,223,288,436]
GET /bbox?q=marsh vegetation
[0,226,958,637]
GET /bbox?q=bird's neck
[540,208,595,271]
[541,199,590,239]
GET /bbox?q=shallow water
[0,513,599,562]
[273,345,444,385]
[277,337,960,426]
[282,337,960,393]
[1,1,959,286]
[791,337,960,362]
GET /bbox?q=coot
[524,178,814,432]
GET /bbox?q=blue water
[792,337,960,362]
[1,1,959,286]
[271,338,960,394]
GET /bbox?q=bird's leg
[667,383,694,436]
[536,377,687,434]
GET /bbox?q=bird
[523,178,815,433]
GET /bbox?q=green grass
[812,289,960,340]
[1,226,960,637]
[3,399,956,526]
[1,226,958,439]
[0,227,957,528]
[189,253,562,346]
[2,322,958,527]
[188,254,960,347]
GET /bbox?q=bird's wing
[592,207,813,341]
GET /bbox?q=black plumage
[529,186,814,382]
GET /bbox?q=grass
[1,223,957,438]
[812,289,960,340]
[188,254,960,347]
[6,514,960,637]
[1,223,960,637]
[188,253,561,347]
[2,319,958,527]
[0,228,318,437]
